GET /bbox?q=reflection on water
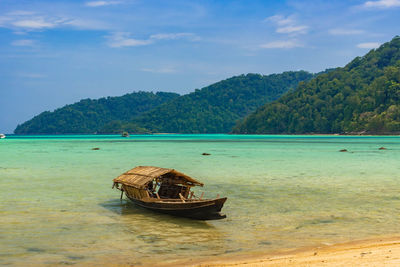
[1,134,400,265]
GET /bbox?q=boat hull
[126,196,227,220]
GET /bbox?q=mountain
[14,91,179,134]
[233,36,400,134]
[14,71,313,134]
[130,71,313,133]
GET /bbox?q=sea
[1,134,400,266]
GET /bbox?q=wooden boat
[112,166,227,220]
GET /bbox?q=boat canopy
[113,166,204,189]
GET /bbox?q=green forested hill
[15,71,312,134]
[233,36,400,134]
[130,71,313,133]
[14,92,179,134]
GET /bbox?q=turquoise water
[1,134,400,266]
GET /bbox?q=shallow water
[1,134,400,265]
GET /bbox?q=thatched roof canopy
[113,166,204,189]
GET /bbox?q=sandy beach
[171,236,400,267]
[18,236,400,267]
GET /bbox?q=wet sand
[171,236,400,267]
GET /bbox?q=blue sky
[1,0,399,133]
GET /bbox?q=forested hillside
[14,92,179,134]
[233,36,400,134]
[130,71,313,133]
[15,71,312,134]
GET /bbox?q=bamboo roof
[113,166,204,189]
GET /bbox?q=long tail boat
[112,166,227,220]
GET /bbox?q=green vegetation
[233,36,400,134]
[130,71,313,133]
[14,92,179,134]
[14,71,312,134]
[99,121,150,134]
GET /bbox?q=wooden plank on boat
[179,193,186,202]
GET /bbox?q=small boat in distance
[121,131,130,137]
[112,166,227,220]
[0,134,5,139]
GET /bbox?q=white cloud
[13,31,29,35]
[150,32,200,41]
[266,15,308,35]
[0,12,62,31]
[140,67,177,73]
[85,1,122,7]
[12,18,56,29]
[107,32,199,48]
[11,39,36,46]
[357,42,381,48]
[329,29,365,35]
[107,32,152,47]
[260,40,303,49]
[64,19,109,30]
[0,11,108,32]
[363,0,400,8]
[276,25,308,34]
[267,15,294,26]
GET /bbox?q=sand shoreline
[163,236,400,267]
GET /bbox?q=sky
[1,0,400,133]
